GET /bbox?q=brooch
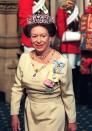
[43,60,65,93]
[53,60,65,74]
[43,79,55,93]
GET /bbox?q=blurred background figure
[18,0,50,52]
[80,1,92,108]
[56,0,81,104]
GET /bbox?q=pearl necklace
[31,49,55,77]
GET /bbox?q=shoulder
[18,52,30,64]
[54,50,69,71]
[54,50,68,63]
[56,7,67,15]
[20,52,29,58]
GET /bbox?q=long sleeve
[11,54,25,115]
[60,59,76,123]
[56,7,67,39]
[18,0,33,27]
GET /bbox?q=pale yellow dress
[11,52,76,131]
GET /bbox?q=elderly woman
[11,14,77,131]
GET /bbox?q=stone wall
[0,0,19,103]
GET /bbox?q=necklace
[31,49,55,77]
[35,48,51,60]
[31,63,47,77]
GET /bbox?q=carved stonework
[0,1,18,14]
[0,1,19,103]
[0,0,18,48]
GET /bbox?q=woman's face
[30,26,51,53]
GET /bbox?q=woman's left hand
[67,123,77,131]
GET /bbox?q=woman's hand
[11,115,21,131]
[67,123,77,131]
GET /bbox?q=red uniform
[56,7,80,54]
[18,0,33,47]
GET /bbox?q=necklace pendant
[33,73,36,77]
[32,69,38,77]
[35,69,38,73]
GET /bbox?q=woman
[11,14,77,131]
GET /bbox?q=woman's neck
[31,48,55,64]
[35,47,51,59]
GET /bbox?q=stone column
[0,0,19,103]
[50,0,56,18]
[0,0,19,48]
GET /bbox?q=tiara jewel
[27,14,54,24]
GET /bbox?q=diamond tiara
[27,14,54,24]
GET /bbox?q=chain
[31,49,55,77]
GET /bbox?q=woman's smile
[34,43,45,49]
